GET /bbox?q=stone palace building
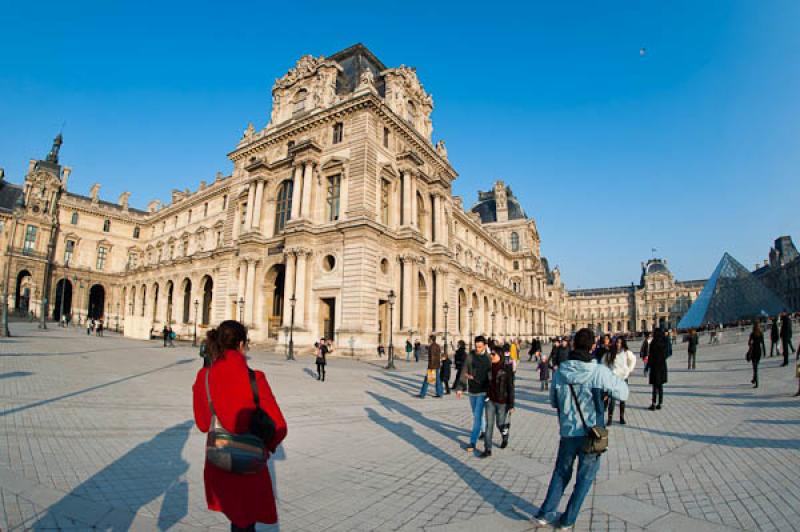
[0,44,575,354]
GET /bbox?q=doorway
[88,284,105,320]
[53,278,73,321]
[320,298,336,341]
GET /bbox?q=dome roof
[646,262,668,275]
[470,184,527,224]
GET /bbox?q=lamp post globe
[386,289,396,369]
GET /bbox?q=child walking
[537,354,551,391]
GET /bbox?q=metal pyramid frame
[678,252,787,329]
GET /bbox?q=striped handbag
[204,369,267,474]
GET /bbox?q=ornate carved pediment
[275,55,328,89]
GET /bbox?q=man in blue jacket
[533,328,629,529]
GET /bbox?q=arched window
[510,232,520,252]
[202,277,213,325]
[182,279,192,323]
[292,89,308,114]
[70,212,78,225]
[274,180,293,234]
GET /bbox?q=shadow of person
[31,420,193,531]
[365,407,538,522]
[258,445,287,532]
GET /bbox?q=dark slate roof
[329,43,387,97]
[470,186,527,224]
[64,192,148,215]
[0,181,24,213]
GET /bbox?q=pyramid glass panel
[678,252,787,329]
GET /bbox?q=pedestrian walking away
[413,340,421,363]
[533,328,629,529]
[440,349,452,395]
[419,335,443,398]
[192,320,288,530]
[456,335,491,453]
[604,336,636,425]
[405,340,413,362]
[481,345,515,458]
[452,340,467,390]
[687,328,699,370]
[647,328,669,410]
[770,317,781,357]
[163,324,170,347]
[529,337,542,362]
[780,312,794,366]
[747,322,766,388]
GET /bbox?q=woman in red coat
[192,320,287,531]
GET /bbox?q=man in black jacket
[780,312,794,366]
[528,337,542,361]
[770,317,780,357]
[481,346,515,458]
[456,336,491,453]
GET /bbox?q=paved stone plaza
[1,322,799,531]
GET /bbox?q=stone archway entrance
[265,264,285,339]
[319,297,336,341]
[53,278,73,321]
[15,270,33,314]
[87,284,105,320]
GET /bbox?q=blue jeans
[468,393,487,446]
[419,371,443,397]
[536,436,602,527]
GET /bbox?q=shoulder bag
[568,383,609,455]
[204,368,273,474]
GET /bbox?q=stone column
[244,182,255,230]
[237,261,247,302]
[282,252,296,328]
[401,256,412,330]
[290,164,303,221]
[401,171,412,226]
[301,162,314,218]
[252,180,265,230]
[245,259,256,324]
[294,250,308,329]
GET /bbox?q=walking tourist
[419,335,443,398]
[647,328,668,410]
[163,324,170,347]
[537,352,551,391]
[405,339,413,362]
[440,349,452,395]
[452,340,467,390]
[748,322,766,388]
[315,338,327,381]
[687,328,699,370]
[593,334,611,363]
[604,337,636,425]
[529,337,542,362]
[770,316,780,357]
[640,332,652,377]
[168,326,176,347]
[780,312,794,367]
[456,335,491,453]
[192,319,287,531]
[413,340,421,362]
[532,328,629,529]
[481,345,515,458]
[96,319,104,337]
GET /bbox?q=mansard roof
[470,185,527,224]
[0,181,24,214]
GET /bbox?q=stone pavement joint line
[1,323,799,531]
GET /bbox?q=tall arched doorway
[181,278,192,323]
[15,270,33,314]
[458,288,467,335]
[87,284,105,320]
[201,276,213,325]
[265,265,285,339]
[417,273,428,337]
[53,278,73,321]
[165,281,174,324]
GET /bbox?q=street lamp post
[193,299,199,346]
[287,295,296,360]
[490,311,496,339]
[468,307,474,351]
[443,302,449,356]
[386,290,396,369]
[116,302,120,332]
[238,296,245,323]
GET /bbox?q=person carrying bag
[193,320,287,531]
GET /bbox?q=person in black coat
[770,317,780,357]
[452,340,467,390]
[748,322,766,388]
[780,312,794,366]
[440,350,452,395]
[647,328,668,410]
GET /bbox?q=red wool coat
[192,350,287,526]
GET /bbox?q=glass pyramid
[678,252,787,329]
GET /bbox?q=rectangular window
[96,246,108,270]
[169,244,175,259]
[133,226,140,239]
[182,238,189,256]
[188,209,192,224]
[240,203,247,226]
[381,179,390,225]
[64,240,75,264]
[204,202,208,217]
[326,174,341,221]
[23,225,37,254]
[103,219,111,232]
[383,127,390,148]
[222,195,228,210]
[217,231,223,247]
[332,122,343,144]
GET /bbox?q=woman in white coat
[604,337,636,425]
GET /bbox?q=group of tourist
[189,313,799,532]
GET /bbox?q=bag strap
[568,383,590,432]
[248,368,260,409]
[204,369,217,418]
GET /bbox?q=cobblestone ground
[1,322,798,531]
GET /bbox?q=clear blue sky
[1,1,798,288]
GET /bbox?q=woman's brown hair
[205,320,248,362]
[752,321,762,337]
